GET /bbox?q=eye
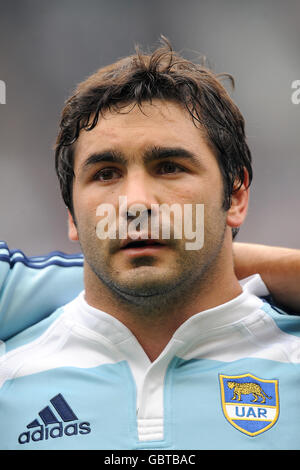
[157,161,184,175]
[94,167,122,182]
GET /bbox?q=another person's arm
[234,242,300,313]
[0,241,84,340]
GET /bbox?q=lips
[120,238,166,250]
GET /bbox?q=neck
[84,239,242,362]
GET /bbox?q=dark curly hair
[55,36,252,235]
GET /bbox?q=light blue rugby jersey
[0,251,300,450]
[0,241,84,340]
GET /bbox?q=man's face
[70,100,234,304]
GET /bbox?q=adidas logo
[18,393,91,445]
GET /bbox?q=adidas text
[18,421,91,444]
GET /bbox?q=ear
[226,169,250,229]
[68,210,79,241]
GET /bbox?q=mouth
[120,238,167,251]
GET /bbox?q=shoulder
[241,274,300,336]
[0,299,79,389]
[259,297,300,338]
[3,306,66,355]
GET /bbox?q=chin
[112,269,185,300]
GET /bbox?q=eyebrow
[143,146,201,167]
[79,150,127,172]
[79,145,202,174]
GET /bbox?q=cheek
[73,183,101,219]
[177,182,223,207]
[72,201,97,242]
[180,168,223,203]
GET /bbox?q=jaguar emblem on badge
[219,373,279,436]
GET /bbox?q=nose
[119,168,159,219]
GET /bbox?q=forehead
[73,99,213,167]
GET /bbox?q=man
[0,40,299,450]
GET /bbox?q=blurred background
[0,0,299,255]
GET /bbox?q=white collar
[67,274,268,347]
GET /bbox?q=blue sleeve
[0,241,84,341]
